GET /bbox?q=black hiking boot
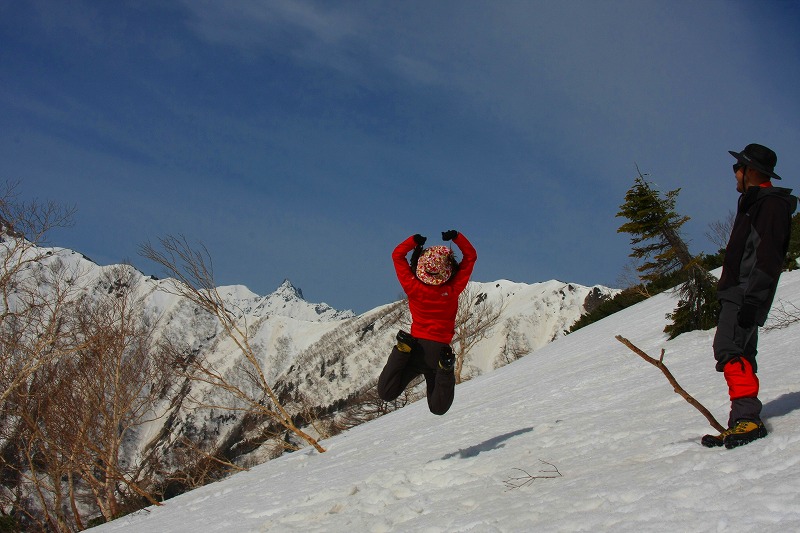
[701,428,733,448]
[438,345,455,371]
[723,419,768,449]
[396,330,415,353]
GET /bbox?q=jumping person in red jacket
[377,230,477,415]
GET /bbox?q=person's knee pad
[723,358,759,400]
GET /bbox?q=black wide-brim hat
[729,143,782,180]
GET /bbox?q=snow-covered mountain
[138,268,616,472]
[2,240,616,507]
[97,268,800,532]
[216,280,354,322]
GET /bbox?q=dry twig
[615,335,725,433]
[503,460,562,491]
[764,300,800,331]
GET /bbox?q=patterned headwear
[415,245,454,285]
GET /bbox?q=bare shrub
[140,235,326,453]
[453,284,506,383]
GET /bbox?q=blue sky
[2,0,799,313]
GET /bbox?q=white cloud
[178,0,358,49]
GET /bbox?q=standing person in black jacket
[703,144,797,449]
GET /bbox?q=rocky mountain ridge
[3,240,617,507]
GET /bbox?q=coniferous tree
[664,262,719,338]
[616,169,718,338]
[616,170,693,282]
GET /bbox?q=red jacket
[393,233,477,344]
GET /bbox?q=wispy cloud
[3,0,799,312]
[178,0,360,59]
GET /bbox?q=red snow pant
[724,357,759,401]
[713,300,762,426]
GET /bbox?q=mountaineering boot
[701,427,734,448]
[396,330,415,353]
[723,419,768,449]
[438,345,455,371]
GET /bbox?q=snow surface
[97,271,800,532]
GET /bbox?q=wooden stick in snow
[615,335,725,433]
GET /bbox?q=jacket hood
[765,186,798,215]
[743,186,798,215]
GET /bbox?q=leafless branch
[453,284,506,383]
[764,299,800,331]
[140,235,326,453]
[503,461,562,491]
[615,335,725,432]
[705,210,735,252]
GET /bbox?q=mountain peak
[276,279,304,301]
[255,279,353,322]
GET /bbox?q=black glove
[410,244,423,272]
[413,234,427,246]
[441,230,458,241]
[737,303,757,329]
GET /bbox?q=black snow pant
[377,336,455,415]
[713,300,762,426]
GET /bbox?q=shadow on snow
[440,427,534,460]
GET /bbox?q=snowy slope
[97,271,800,532]
[4,241,614,484]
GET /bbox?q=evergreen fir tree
[664,261,719,339]
[616,171,693,282]
[616,170,718,339]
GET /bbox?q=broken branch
[615,335,725,433]
[503,460,562,491]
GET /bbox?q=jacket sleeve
[449,232,477,293]
[392,236,419,294]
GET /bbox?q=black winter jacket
[717,184,798,325]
